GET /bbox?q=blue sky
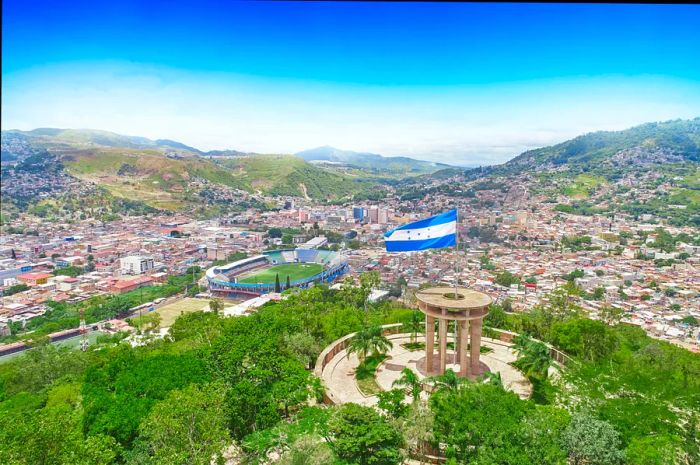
[3,1,700,165]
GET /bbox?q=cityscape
[1,2,699,465]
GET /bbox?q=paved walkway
[321,332,533,406]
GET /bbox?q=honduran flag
[384,209,457,252]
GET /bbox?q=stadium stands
[206,248,349,297]
[296,249,318,263]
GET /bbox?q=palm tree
[393,368,422,402]
[367,324,393,357]
[480,371,503,388]
[513,336,555,381]
[428,368,467,392]
[403,310,423,344]
[347,325,393,362]
[346,326,373,363]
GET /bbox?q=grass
[355,354,387,396]
[154,297,210,327]
[238,263,324,284]
[563,174,607,199]
[64,148,246,211]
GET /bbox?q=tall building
[353,207,365,220]
[378,208,389,224]
[120,256,155,275]
[368,207,379,224]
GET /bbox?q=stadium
[206,248,349,297]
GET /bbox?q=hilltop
[296,145,453,176]
[498,117,700,174]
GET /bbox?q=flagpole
[454,209,459,367]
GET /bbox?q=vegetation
[1,281,699,464]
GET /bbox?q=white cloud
[2,62,700,165]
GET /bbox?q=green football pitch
[237,263,324,284]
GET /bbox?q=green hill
[212,154,366,199]
[1,129,380,211]
[467,117,700,226]
[502,118,700,173]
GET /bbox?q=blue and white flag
[384,209,457,252]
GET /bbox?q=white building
[304,236,328,248]
[120,256,155,275]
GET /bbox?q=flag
[384,209,457,252]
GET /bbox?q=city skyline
[3,1,700,165]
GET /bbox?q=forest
[0,277,698,465]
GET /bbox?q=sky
[2,1,700,166]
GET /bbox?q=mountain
[1,129,382,213]
[458,117,700,227]
[296,145,452,175]
[501,118,700,174]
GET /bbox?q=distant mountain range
[2,118,699,215]
[296,145,453,175]
[0,129,418,209]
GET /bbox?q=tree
[512,335,555,381]
[347,325,392,363]
[128,383,230,465]
[625,435,682,465]
[285,275,291,290]
[325,403,403,465]
[359,271,381,312]
[403,310,423,344]
[400,402,435,464]
[517,405,570,465]
[430,383,528,464]
[209,298,225,315]
[485,303,508,328]
[495,271,520,287]
[275,273,282,293]
[279,435,334,465]
[550,318,618,361]
[480,370,503,388]
[377,388,408,418]
[562,413,625,465]
[283,332,322,369]
[393,367,422,402]
[600,305,625,326]
[3,283,29,296]
[428,368,467,392]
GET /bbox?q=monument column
[438,317,447,374]
[470,318,483,376]
[425,314,435,373]
[415,287,491,379]
[455,320,461,356]
[459,319,469,377]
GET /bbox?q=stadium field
[238,263,324,284]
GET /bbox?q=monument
[416,286,492,378]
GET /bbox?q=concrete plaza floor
[320,332,533,406]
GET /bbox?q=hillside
[0,129,385,214]
[212,154,367,199]
[501,118,700,173]
[296,145,452,176]
[463,117,700,226]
